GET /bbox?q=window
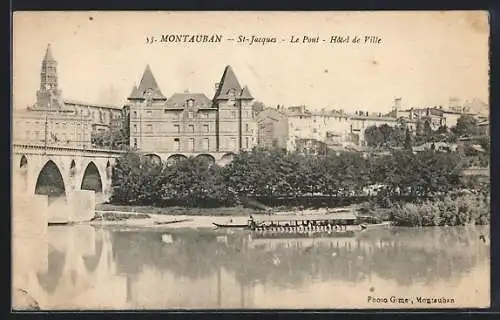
[188,124,194,133]
[230,137,237,150]
[188,138,195,152]
[146,111,152,116]
[245,137,249,149]
[134,138,137,148]
[173,124,180,133]
[147,124,153,132]
[133,111,137,117]
[203,124,209,133]
[188,112,194,119]
[313,128,317,133]
[245,124,249,132]
[231,111,236,118]
[203,138,209,151]
[133,124,137,132]
[174,138,180,151]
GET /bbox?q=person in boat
[247,215,257,229]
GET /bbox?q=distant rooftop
[165,92,213,109]
[63,99,123,110]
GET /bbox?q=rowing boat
[212,222,250,229]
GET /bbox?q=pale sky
[13,11,489,113]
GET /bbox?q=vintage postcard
[12,11,490,310]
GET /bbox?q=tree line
[109,148,470,208]
[364,114,488,149]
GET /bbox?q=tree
[404,127,412,150]
[251,101,266,115]
[452,115,479,137]
[423,118,433,138]
[91,126,129,150]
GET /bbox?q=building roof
[255,107,287,121]
[63,99,123,110]
[240,85,254,100]
[165,92,214,109]
[134,65,166,100]
[213,65,243,100]
[128,85,142,99]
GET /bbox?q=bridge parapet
[13,143,126,157]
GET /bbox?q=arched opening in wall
[218,153,236,167]
[18,155,28,191]
[144,154,162,166]
[106,160,112,179]
[69,160,76,178]
[35,160,66,202]
[167,154,188,166]
[20,155,28,169]
[81,162,103,194]
[194,154,216,168]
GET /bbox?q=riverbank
[92,204,360,229]
[90,210,252,229]
[96,204,263,217]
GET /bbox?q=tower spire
[37,44,62,109]
[135,64,166,100]
[44,44,54,61]
[213,65,243,100]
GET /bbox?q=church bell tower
[36,44,63,109]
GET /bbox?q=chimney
[214,82,220,93]
[394,97,402,112]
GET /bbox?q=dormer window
[187,99,194,108]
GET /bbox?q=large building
[12,108,92,147]
[13,44,124,148]
[255,107,288,150]
[127,65,257,159]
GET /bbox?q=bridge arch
[194,154,216,165]
[144,153,162,166]
[35,160,66,199]
[167,154,188,166]
[80,161,103,194]
[218,152,236,167]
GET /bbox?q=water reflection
[15,225,490,309]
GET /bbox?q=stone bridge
[12,144,126,204]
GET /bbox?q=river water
[13,225,490,310]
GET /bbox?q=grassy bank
[388,194,490,227]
